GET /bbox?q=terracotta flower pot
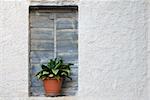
[43,78,63,96]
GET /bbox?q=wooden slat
[31,76,43,87]
[57,52,78,62]
[30,87,45,96]
[31,40,54,50]
[31,28,53,40]
[56,31,77,41]
[56,40,78,52]
[56,18,75,29]
[30,16,54,28]
[61,86,78,96]
[29,6,78,12]
[30,12,54,18]
[30,51,54,63]
[56,12,77,18]
[30,7,77,13]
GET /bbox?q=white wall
[0,1,29,99]
[147,0,150,99]
[0,0,149,100]
[79,0,148,100]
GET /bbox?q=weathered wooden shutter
[29,6,78,96]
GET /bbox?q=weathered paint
[29,7,78,96]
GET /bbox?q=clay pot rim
[44,77,63,80]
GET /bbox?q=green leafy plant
[36,58,73,80]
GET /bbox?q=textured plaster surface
[0,0,29,98]
[79,0,148,100]
[0,0,149,100]
[148,1,150,99]
[30,0,78,6]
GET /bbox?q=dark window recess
[29,6,78,96]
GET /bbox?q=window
[29,6,78,96]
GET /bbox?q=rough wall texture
[30,0,78,6]
[0,0,29,99]
[148,1,150,99]
[0,0,149,100]
[79,0,148,100]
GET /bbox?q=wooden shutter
[29,6,78,96]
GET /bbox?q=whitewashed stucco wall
[0,0,149,100]
[147,0,150,99]
[0,1,29,100]
[79,0,148,100]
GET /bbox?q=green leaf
[61,72,67,76]
[55,76,60,80]
[68,63,74,66]
[42,71,49,75]
[54,61,61,69]
[66,76,72,80]
[61,69,70,75]
[36,74,41,79]
[47,59,54,69]
[36,71,41,76]
[41,64,49,70]
[54,58,58,64]
[52,69,59,75]
[40,75,47,80]
[36,71,43,79]
[36,57,73,80]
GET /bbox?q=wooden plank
[30,87,45,96]
[30,64,42,75]
[57,52,78,63]
[30,51,54,60]
[61,91,77,96]
[31,40,54,50]
[31,28,53,40]
[61,86,78,95]
[30,16,54,28]
[31,76,43,87]
[54,13,57,58]
[30,51,54,63]
[56,40,78,52]
[31,9,77,13]
[56,18,75,29]
[56,29,78,32]
[71,67,78,76]
[56,31,77,41]
[74,20,78,29]
[62,81,78,88]
[62,86,78,92]
[30,6,78,13]
[56,12,77,18]
[64,75,78,82]
[30,12,54,19]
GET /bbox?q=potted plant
[36,58,73,96]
